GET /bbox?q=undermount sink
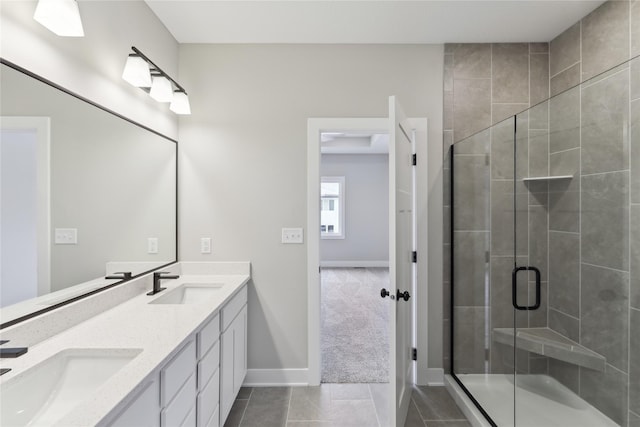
[149,283,224,305]
[0,348,141,426]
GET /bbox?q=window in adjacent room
[320,176,345,239]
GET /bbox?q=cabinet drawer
[198,340,219,390]
[161,373,196,427]
[197,314,219,359]
[181,405,196,427]
[197,369,220,427]
[205,406,219,427]
[109,378,160,427]
[221,285,247,331]
[161,340,196,406]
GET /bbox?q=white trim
[444,375,491,427]
[320,260,389,268]
[243,369,309,387]
[424,368,445,386]
[308,117,389,386]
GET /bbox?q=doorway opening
[319,130,390,383]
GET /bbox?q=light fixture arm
[131,46,187,94]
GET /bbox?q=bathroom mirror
[0,60,177,328]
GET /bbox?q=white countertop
[0,262,250,427]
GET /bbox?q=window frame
[320,176,345,240]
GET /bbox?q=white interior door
[387,96,414,426]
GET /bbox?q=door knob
[397,290,410,301]
[380,288,390,298]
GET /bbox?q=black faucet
[148,271,179,295]
[0,340,27,358]
[105,271,133,280]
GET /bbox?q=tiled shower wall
[444,1,640,425]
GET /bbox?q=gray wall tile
[632,58,640,102]
[492,103,528,125]
[491,180,528,256]
[528,280,547,327]
[529,204,548,281]
[529,100,548,130]
[492,43,529,104]
[580,364,629,426]
[453,155,489,230]
[453,44,491,79]
[550,63,581,96]
[582,172,629,271]
[581,69,630,175]
[630,308,640,415]
[549,190,579,233]
[530,54,550,105]
[453,128,489,155]
[549,231,580,317]
[453,231,489,306]
[632,100,640,204]
[580,263,629,372]
[549,358,580,394]
[453,306,486,373]
[630,411,640,427]
[444,54,453,92]
[529,43,549,54]
[550,22,581,77]
[549,308,580,342]
[453,79,491,142]
[581,0,630,81]
[491,256,530,328]
[633,2,640,57]
[549,147,580,195]
[631,205,640,309]
[490,118,516,180]
[549,87,580,153]
[444,90,453,131]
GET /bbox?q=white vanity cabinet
[220,286,248,423]
[107,284,247,427]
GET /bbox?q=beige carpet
[321,267,389,383]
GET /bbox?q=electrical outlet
[147,237,158,254]
[201,237,212,254]
[55,228,77,245]
[282,228,304,244]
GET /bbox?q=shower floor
[452,374,619,427]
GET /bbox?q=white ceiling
[145,1,605,45]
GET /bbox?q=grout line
[549,146,580,156]
[628,10,632,420]
[548,230,580,235]
[236,391,251,427]
[549,306,581,322]
[580,169,630,178]
[581,261,630,274]
[285,386,293,424]
[367,384,383,427]
[550,60,581,80]
[577,18,583,398]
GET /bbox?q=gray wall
[177,44,444,374]
[320,154,389,265]
[0,0,179,139]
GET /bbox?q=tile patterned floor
[223,384,471,427]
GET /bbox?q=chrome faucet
[148,271,179,296]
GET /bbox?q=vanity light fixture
[123,47,191,115]
[33,0,84,37]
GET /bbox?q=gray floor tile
[369,383,391,427]
[288,386,332,421]
[224,399,249,427]
[240,401,290,427]
[237,387,253,399]
[404,399,426,427]
[412,386,466,421]
[330,383,371,400]
[287,422,332,427]
[330,399,380,426]
[425,422,472,427]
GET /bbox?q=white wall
[178,44,444,374]
[0,0,179,139]
[320,153,388,265]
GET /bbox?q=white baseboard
[425,368,445,386]
[243,369,309,387]
[320,260,389,268]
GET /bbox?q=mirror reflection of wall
[0,62,177,322]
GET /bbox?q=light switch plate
[282,228,304,244]
[147,237,158,254]
[55,228,77,245]
[200,237,212,254]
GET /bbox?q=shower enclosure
[450,55,639,427]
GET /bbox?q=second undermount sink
[0,348,141,426]
[149,283,224,305]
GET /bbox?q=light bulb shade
[34,0,84,37]
[122,55,152,88]
[149,76,173,103]
[169,91,191,115]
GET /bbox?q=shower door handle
[512,266,541,310]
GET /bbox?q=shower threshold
[449,374,619,427]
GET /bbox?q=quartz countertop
[0,262,250,427]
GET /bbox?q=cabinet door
[220,304,247,423]
[109,378,160,427]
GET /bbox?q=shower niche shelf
[492,327,605,371]
[522,175,573,182]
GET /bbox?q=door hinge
[412,154,417,166]
[412,347,417,361]
[412,251,417,263]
